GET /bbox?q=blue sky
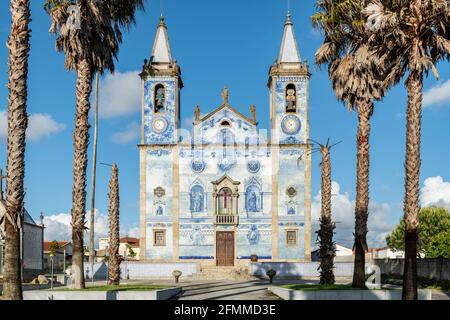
[0,0,449,247]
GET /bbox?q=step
[188,267,256,281]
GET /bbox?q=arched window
[285,83,297,113]
[220,120,231,127]
[245,185,261,213]
[218,187,233,215]
[154,84,165,113]
[190,185,205,213]
[219,128,236,159]
[220,128,235,146]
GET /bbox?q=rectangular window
[286,230,298,246]
[154,230,166,246]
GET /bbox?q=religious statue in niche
[245,185,261,212]
[247,225,260,245]
[190,185,204,212]
[285,84,297,113]
[154,84,165,113]
[156,206,163,216]
[288,207,296,215]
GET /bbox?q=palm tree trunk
[108,164,120,285]
[2,0,31,300]
[70,58,93,289]
[352,102,372,288]
[88,73,99,280]
[402,70,422,300]
[318,146,336,285]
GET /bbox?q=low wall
[373,258,450,281]
[251,262,369,278]
[84,262,199,280]
[23,287,181,300]
[269,286,432,300]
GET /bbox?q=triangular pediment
[199,104,256,127]
[211,174,241,186]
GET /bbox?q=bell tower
[268,12,310,145]
[268,12,312,261]
[140,16,183,145]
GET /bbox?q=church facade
[139,13,312,266]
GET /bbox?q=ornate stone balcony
[215,214,238,225]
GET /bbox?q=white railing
[215,214,238,225]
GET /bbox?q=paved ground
[150,277,353,300]
[1,277,449,300]
[172,280,281,300]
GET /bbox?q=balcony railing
[215,214,238,225]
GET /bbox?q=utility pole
[89,72,100,284]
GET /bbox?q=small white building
[96,236,140,261]
[371,247,405,259]
[0,201,44,280]
[311,244,354,262]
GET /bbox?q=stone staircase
[188,266,256,281]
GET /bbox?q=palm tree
[362,0,450,300]
[316,140,336,285]
[312,0,387,288]
[1,0,31,300]
[45,0,144,289]
[108,164,120,286]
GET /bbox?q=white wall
[84,262,199,279]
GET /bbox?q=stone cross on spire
[222,86,229,104]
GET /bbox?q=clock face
[152,117,167,133]
[281,115,301,135]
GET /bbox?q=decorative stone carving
[247,160,261,173]
[221,86,229,104]
[247,225,260,245]
[194,105,201,122]
[191,160,206,173]
[190,227,205,245]
[154,187,166,198]
[286,186,297,197]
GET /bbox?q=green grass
[56,284,169,292]
[280,284,398,291]
[280,284,364,291]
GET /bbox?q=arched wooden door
[216,231,234,266]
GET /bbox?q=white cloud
[43,210,139,248]
[420,176,450,210]
[423,80,450,108]
[111,121,140,144]
[98,70,141,118]
[181,116,194,130]
[312,181,395,249]
[0,110,65,142]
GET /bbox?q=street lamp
[50,252,54,290]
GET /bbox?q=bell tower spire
[278,12,301,64]
[151,15,172,64]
